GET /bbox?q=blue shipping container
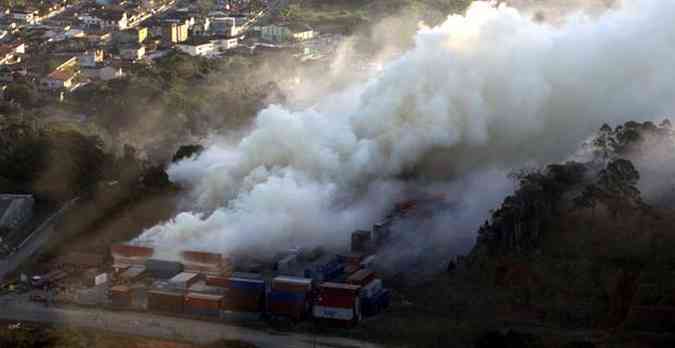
[229,278,265,291]
[361,289,391,317]
[269,291,306,303]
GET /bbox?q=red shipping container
[206,275,230,288]
[271,276,312,293]
[346,270,375,286]
[269,301,305,321]
[181,250,224,264]
[111,244,154,258]
[185,293,223,310]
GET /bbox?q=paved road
[0,300,383,348]
[0,198,78,282]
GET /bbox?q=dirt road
[0,299,384,348]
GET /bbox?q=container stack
[147,290,184,314]
[118,265,146,283]
[185,292,224,318]
[346,269,376,286]
[110,285,132,307]
[145,259,184,279]
[313,282,362,325]
[168,272,201,291]
[337,252,365,269]
[181,250,233,276]
[361,288,391,317]
[304,257,343,282]
[222,276,266,313]
[189,280,227,295]
[269,276,312,321]
[110,244,154,268]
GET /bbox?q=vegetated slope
[357,121,675,348]
[465,120,675,331]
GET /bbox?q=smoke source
[136,1,675,266]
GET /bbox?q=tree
[172,144,204,162]
[593,123,616,165]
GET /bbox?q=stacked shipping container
[145,259,183,279]
[168,272,201,290]
[313,282,361,324]
[110,285,132,307]
[269,276,312,321]
[185,292,223,318]
[110,244,154,268]
[147,290,184,314]
[181,250,232,276]
[222,276,266,313]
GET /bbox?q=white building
[177,40,215,56]
[120,44,145,60]
[212,37,238,51]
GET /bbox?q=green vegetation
[64,51,288,160]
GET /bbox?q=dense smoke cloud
[137,1,675,264]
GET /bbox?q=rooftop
[48,69,76,81]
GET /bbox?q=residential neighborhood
[0,0,338,104]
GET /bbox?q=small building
[177,38,214,57]
[79,49,104,68]
[212,36,238,51]
[162,22,188,44]
[85,10,128,31]
[210,17,237,37]
[41,69,77,90]
[119,44,145,61]
[261,24,315,43]
[114,27,148,44]
[12,8,38,24]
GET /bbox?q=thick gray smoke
[137,1,675,265]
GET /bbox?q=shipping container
[271,276,312,293]
[313,282,361,323]
[185,292,223,318]
[169,272,201,290]
[231,272,263,280]
[268,291,308,321]
[118,265,146,283]
[145,259,183,279]
[347,269,376,286]
[223,290,264,312]
[181,250,232,275]
[110,285,132,307]
[351,230,373,253]
[269,276,312,320]
[337,252,365,266]
[361,289,390,317]
[360,279,383,299]
[189,280,228,295]
[304,257,343,282]
[230,277,266,291]
[206,275,230,288]
[111,244,154,266]
[147,290,184,314]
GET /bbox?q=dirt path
[0,300,384,348]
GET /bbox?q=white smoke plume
[137,1,675,264]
